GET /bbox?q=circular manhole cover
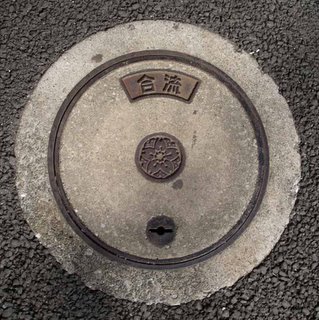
[48,49,268,269]
[16,21,300,305]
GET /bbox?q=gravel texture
[1,0,318,319]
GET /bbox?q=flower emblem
[135,133,184,181]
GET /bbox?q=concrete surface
[15,21,300,305]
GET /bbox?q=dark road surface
[1,1,319,319]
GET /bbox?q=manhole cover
[16,21,300,304]
[48,49,269,269]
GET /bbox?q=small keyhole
[149,226,173,236]
[146,215,176,247]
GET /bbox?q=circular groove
[48,50,269,269]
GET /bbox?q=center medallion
[135,132,185,181]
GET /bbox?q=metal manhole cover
[16,21,300,305]
[47,50,268,269]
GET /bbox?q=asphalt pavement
[1,0,319,319]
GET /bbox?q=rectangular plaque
[121,70,200,103]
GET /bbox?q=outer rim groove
[48,50,269,270]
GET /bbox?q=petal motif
[161,160,174,175]
[141,147,156,162]
[164,147,179,161]
[154,137,167,151]
[147,160,162,175]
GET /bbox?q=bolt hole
[146,215,176,246]
[149,226,173,236]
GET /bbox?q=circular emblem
[135,133,185,181]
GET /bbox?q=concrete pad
[15,21,300,305]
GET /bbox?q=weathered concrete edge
[15,21,300,305]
